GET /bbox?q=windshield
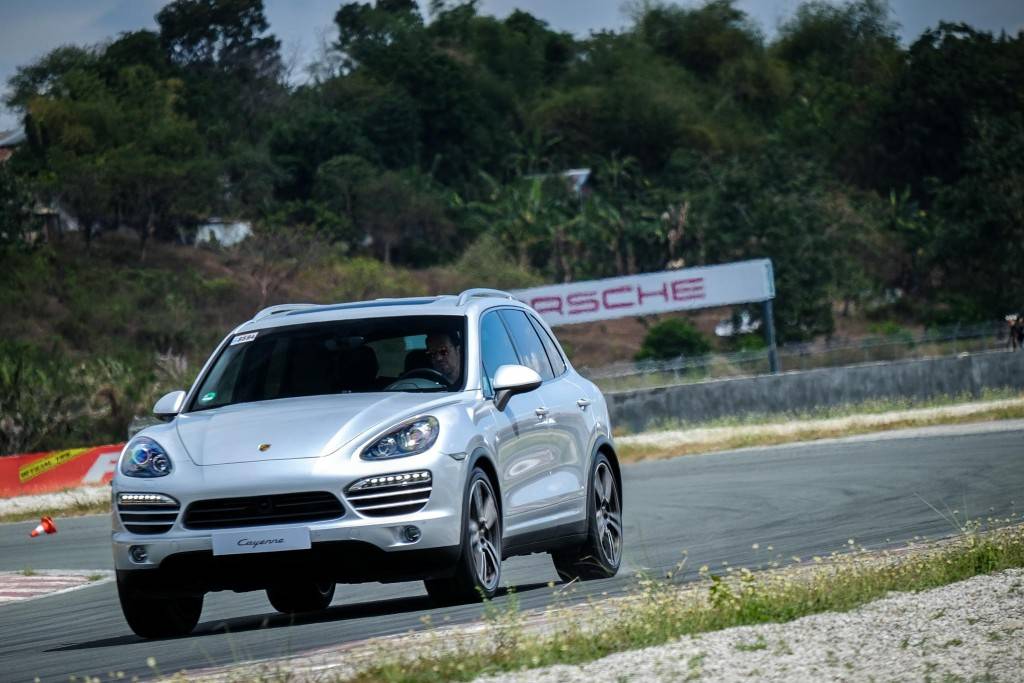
[188,315,466,412]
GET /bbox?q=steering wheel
[397,367,449,385]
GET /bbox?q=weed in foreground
[345,521,1024,683]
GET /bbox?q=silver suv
[112,289,623,638]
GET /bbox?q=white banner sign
[511,259,774,326]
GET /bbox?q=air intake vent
[183,491,344,529]
[345,471,432,517]
[117,493,180,535]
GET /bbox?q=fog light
[129,545,148,563]
[403,525,421,543]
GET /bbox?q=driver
[425,332,461,385]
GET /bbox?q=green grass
[343,521,1024,683]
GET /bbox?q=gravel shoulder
[479,568,1024,683]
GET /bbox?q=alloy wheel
[468,477,501,591]
[593,462,622,567]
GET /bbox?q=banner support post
[762,299,779,374]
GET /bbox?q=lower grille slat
[184,492,344,529]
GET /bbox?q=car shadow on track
[45,582,552,651]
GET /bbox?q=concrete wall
[607,351,1024,433]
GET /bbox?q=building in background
[195,218,252,247]
[0,128,26,163]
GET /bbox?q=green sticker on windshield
[200,391,217,402]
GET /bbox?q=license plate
[212,526,311,556]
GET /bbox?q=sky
[1,0,1023,132]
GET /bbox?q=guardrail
[582,322,1008,391]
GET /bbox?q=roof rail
[456,288,515,306]
[252,303,318,320]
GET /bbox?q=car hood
[175,392,460,466]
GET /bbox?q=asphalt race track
[2,422,1022,683]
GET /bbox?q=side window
[500,309,554,381]
[529,315,567,376]
[480,311,520,391]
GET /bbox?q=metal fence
[580,322,1012,392]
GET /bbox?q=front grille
[345,472,433,517]
[118,503,180,535]
[183,491,345,529]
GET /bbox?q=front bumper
[111,449,466,587]
[116,541,463,596]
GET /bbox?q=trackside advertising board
[511,259,775,326]
[0,444,123,497]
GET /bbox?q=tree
[157,0,285,148]
[354,169,456,266]
[0,165,41,245]
[635,318,711,361]
[774,0,902,183]
[468,173,558,270]
[668,147,869,341]
[5,46,99,112]
[877,23,1024,195]
[236,221,321,308]
[926,114,1024,320]
[334,0,423,71]
[157,0,281,75]
[775,0,899,84]
[268,101,371,201]
[636,0,762,78]
[99,31,170,79]
[313,154,375,222]
[11,55,218,252]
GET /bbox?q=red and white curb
[0,570,113,605]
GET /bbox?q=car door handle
[576,398,592,410]
[535,407,550,419]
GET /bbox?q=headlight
[362,417,439,460]
[121,437,173,478]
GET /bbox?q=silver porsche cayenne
[112,289,623,638]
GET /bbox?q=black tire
[424,467,502,605]
[551,453,623,582]
[266,580,336,614]
[117,576,203,639]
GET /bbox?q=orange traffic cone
[29,516,57,537]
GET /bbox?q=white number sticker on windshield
[230,332,258,345]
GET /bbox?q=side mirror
[153,390,186,420]
[492,365,542,411]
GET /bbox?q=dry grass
[342,521,1024,683]
[153,520,1024,683]
[0,496,110,524]
[616,399,1024,463]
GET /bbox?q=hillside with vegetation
[1,0,1022,453]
